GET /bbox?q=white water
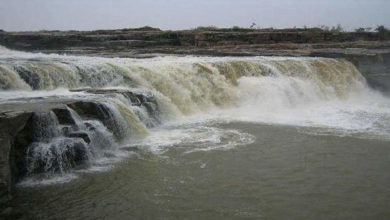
[1,46,390,185]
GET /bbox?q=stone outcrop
[1,28,389,59]
[0,112,32,209]
[0,88,160,211]
[0,27,386,51]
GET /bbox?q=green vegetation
[193,24,348,33]
[319,24,344,33]
[193,26,219,31]
[193,25,257,32]
[355,27,372,33]
[375,25,390,40]
[121,26,161,31]
[144,31,179,41]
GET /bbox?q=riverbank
[1,27,390,59]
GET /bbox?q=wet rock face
[2,108,89,184]
[0,112,32,209]
[10,110,89,180]
[68,132,91,144]
[25,138,89,174]
[67,101,122,138]
[52,108,78,125]
[14,66,41,90]
[70,88,161,126]
[0,88,161,209]
[7,103,112,181]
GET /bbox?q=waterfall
[0,54,368,111]
[1,47,389,182]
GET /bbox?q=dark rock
[1,27,388,60]
[0,97,144,209]
[52,107,77,125]
[0,112,32,209]
[67,101,122,138]
[61,126,72,136]
[67,101,109,120]
[143,102,158,116]
[30,112,61,142]
[68,132,91,144]
[70,141,89,165]
[68,88,161,129]
[0,207,12,217]
[14,66,41,90]
[25,139,89,174]
[0,206,22,220]
[84,122,96,131]
[8,110,82,182]
[11,112,45,180]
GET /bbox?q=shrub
[355,27,372,33]
[194,26,219,31]
[330,24,344,33]
[375,25,390,40]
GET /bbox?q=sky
[0,0,389,31]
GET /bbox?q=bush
[330,24,344,33]
[194,26,219,31]
[355,27,372,33]
[319,24,344,33]
[121,26,161,32]
[375,25,390,40]
[230,26,254,32]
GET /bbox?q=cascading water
[1,46,390,185]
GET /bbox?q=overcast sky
[0,0,389,31]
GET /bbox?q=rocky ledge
[0,88,159,212]
[1,27,389,59]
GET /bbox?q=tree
[330,24,344,33]
[355,27,372,33]
[376,25,390,40]
[320,25,330,32]
[355,27,366,33]
[250,22,257,29]
[376,25,388,33]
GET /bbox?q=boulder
[0,112,32,209]
[67,101,121,138]
[52,107,77,125]
[67,132,91,144]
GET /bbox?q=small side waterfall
[25,111,89,174]
[10,89,161,179]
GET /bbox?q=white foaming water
[173,82,390,141]
[216,76,390,139]
[126,124,255,155]
[2,47,390,185]
[18,173,78,187]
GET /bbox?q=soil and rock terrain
[0,27,389,60]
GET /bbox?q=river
[1,46,390,219]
